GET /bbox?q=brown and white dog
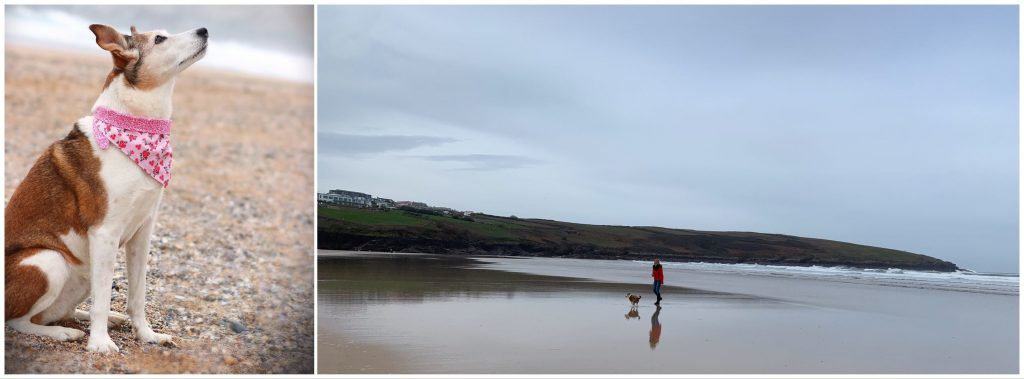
[4,24,207,353]
[626,293,641,306]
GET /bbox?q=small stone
[227,319,247,333]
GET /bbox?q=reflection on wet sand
[625,307,640,320]
[628,305,663,349]
[649,306,662,350]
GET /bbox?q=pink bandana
[92,106,173,187]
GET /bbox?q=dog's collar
[93,106,172,134]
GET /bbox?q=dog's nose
[197,28,208,39]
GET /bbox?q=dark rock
[227,319,247,333]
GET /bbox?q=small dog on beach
[626,293,642,306]
[5,24,207,353]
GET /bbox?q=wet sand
[5,46,314,374]
[318,251,1018,374]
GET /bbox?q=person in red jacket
[652,259,665,305]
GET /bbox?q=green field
[318,206,518,239]
[318,207,432,227]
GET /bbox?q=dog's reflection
[649,305,662,350]
[625,306,640,320]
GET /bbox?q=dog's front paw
[86,335,120,354]
[139,330,175,346]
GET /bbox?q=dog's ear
[89,24,138,69]
[90,24,127,52]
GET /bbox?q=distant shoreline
[317,248,962,273]
[318,250,1016,296]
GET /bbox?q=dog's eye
[154,35,167,44]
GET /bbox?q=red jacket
[652,264,664,282]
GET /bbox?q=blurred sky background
[318,5,1018,273]
[6,4,313,82]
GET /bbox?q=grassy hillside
[318,206,959,272]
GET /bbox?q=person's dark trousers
[653,280,663,303]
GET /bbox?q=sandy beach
[318,251,1018,374]
[5,46,314,374]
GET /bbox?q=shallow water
[318,251,1018,374]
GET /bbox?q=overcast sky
[319,6,1018,272]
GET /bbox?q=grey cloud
[418,154,542,171]
[319,132,456,156]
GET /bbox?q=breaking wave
[633,260,1018,295]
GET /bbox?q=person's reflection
[649,305,662,350]
[625,307,640,320]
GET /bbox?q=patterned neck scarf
[92,106,173,187]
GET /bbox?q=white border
[1,1,1021,378]
[312,1,321,375]
[1,2,7,374]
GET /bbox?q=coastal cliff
[318,206,959,272]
